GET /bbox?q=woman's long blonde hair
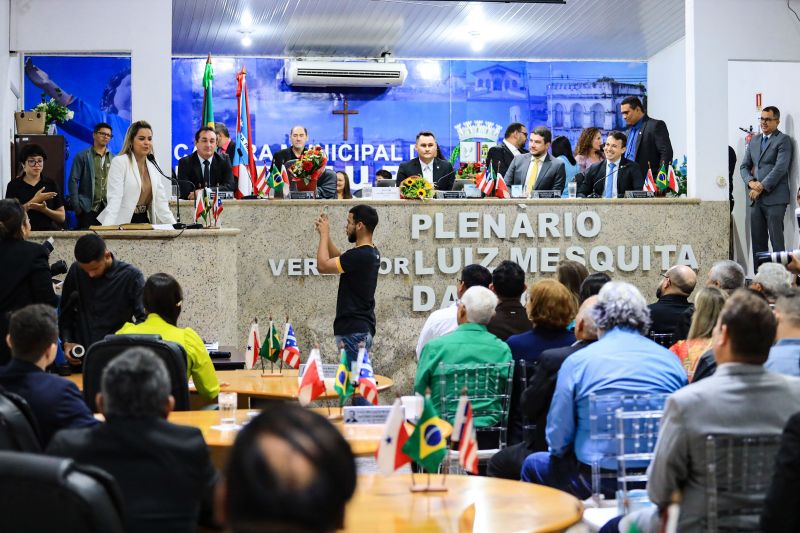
[688,286,728,340]
[119,120,153,159]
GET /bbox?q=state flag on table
[259,320,281,363]
[244,318,261,370]
[375,398,412,475]
[476,164,495,195]
[355,347,378,406]
[334,348,354,406]
[494,172,510,199]
[643,164,657,192]
[452,394,478,474]
[280,323,301,369]
[194,187,210,223]
[402,395,449,473]
[297,348,326,406]
[667,164,679,193]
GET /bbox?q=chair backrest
[704,433,782,533]
[0,451,126,532]
[648,332,675,348]
[83,334,190,412]
[515,359,539,443]
[0,389,42,452]
[436,362,513,449]
[615,404,665,514]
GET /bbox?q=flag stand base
[408,485,448,493]
[258,372,284,378]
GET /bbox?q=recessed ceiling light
[241,35,252,47]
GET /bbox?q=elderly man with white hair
[752,262,793,303]
[519,282,687,498]
[415,285,512,431]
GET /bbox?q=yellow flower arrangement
[400,175,434,200]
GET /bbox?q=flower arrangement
[288,145,328,186]
[456,162,484,183]
[34,92,74,126]
[400,176,434,200]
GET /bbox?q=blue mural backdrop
[173,58,646,189]
[23,56,133,193]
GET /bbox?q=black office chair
[0,452,126,532]
[0,389,42,452]
[82,334,190,412]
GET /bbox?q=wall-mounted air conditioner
[284,60,408,88]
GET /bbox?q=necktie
[526,158,541,197]
[604,163,615,198]
[761,135,768,153]
[203,160,210,187]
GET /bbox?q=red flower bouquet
[287,146,328,193]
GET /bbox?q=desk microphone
[432,167,458,190]
[147,153,189,229]
[590,163,627,198]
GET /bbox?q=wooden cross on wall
[332,98,359,141]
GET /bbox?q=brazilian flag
[259,321,281,363]
[655,163,668,191]
[402,396,449,473]
[334,349,353,405]
[267,166,285,195]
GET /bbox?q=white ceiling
[172,0,685,60]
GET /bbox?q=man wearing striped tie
[504,126,566,197]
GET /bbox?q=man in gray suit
[741,106,794,266]
[622,289,800,533]
[504,126,565,197]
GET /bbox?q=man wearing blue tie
[577,131,644,198]
[741,106,793,267]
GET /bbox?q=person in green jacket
[415,285,512,428]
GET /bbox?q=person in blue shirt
[766,288,800,377]
[520,281,687,498]
[551,136,579,198]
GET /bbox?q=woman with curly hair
[574,127,604,173]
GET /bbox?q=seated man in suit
[218,403,356,533]
[47,348,218,532]
[177,126,235,199]
[0,304,97,445]
[504,126,566,197]
[578,130,644,198]
[396,131,455,190]
[485,122,528,177]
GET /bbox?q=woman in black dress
[5,144,65,231]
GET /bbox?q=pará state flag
[375,398,412,474]
[334,348,354,406]
[297,348,326,406]
[355,347,379,406]
[244,319,260,370]
[452,394,478,474]
[644,164,657,192]
[280,323,301,369]
[402,395,449,473]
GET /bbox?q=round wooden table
[344,474,583,533]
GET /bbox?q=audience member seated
[506,279,577,444]
[618,289,800,533]
[487,260,531,341]
[765,288,800,377]
[5,144,65,231]
[761,411,800,532]
[648,264,697,339]
[520,282,686,498]
[335,170,353,199]
[0,304,96,445]
[751,262,792,304]
[116,273,220,400]
[60,234,145,367]
[217,403,356,533]
[47,348,218,533]
[669,286,727,381]
[578,272,611,303]
[488,296,599,479]
[0,199,57,365]
[415,264,491,359]
[557,259,589,305]
[416,286,512,430]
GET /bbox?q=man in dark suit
[487,296,599,480]
[578,131,644,197]
[0,304,97,445]
[620,96,673,178]
[177,126,235,199]
[741,106,794,266]
[504,126,566,196]
[270,125,309,175]
[396,131,455,190]
[47,348,218,532]
[485,122,528,177]
[648,264,697,338]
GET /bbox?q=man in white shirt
[504,126,566,196]
[485,122,528,177]
[395,131,455,190]
[415,264,492,359]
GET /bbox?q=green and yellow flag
[655,163,668,191]
[334,349,354,406]
[402,395,449,473]
[202,54,214,128]
[259,320,281,363]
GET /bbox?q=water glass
[218,392,237,426]
[171,182,179,200]
[568,181,577,198]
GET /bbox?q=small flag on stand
[212,187,224,226]
[667,164,679,193]
[375,398,412,475]
[643,164,657,192]
[259,319,281,364]
[655,163,669,191]
[494,172,510,199]
[298,348,326,406]
[476,165,495,195]
[244,318,261,370]
[280,323,301,369]
[452,394,479,475]
[355,347,379,406]
[333,348,354,406]
[402,395,449,473]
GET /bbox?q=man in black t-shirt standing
[315,205,380,379]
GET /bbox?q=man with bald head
[269,125,309,175]
[648,264,697,339]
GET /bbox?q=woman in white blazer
[97,120,176,226]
